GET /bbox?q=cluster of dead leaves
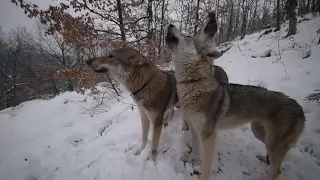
[55,67,108,94]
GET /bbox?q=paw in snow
[148,149,158,161]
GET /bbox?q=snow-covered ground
[1,15,320,180]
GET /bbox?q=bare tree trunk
[147,0,153,39]
[250,0,258,33]
[275,0,281,32]
[219,17,224,44]
[316,0,320,13]
[298,0,305,15]
[147,0,155,60]
[241,0,247,39]
[116,0,126,43]
[215,0,220,16]
[234,0,241,39]
[286,0,298,38]
[158,0,166,58]
[280,0,286,22]
[311,0,316,12]
[49,78,59,95]
[306,0,311,13]
[193,0,201,36]
[227,2,234,41]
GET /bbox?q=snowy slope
[1,16,320,180]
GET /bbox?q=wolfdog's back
[224,83,305,121]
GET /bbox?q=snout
[208,50,223,59]
[167,24,177,34]
[85,57,108,73]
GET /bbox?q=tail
[283,116,305,149]
[277,103,306,150]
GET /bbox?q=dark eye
[108,54,114,58]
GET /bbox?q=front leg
[149,115,164,161]
[134,109,150,156]
[182,124,200,164]
[199,132,217,180]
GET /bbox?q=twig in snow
[237,43,242,52]
[280,61,289,79]
[277,31,282,60]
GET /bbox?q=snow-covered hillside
[1,15,320,180]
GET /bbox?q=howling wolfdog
[165,12,305,180]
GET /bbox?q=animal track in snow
[301,144,320,166]
[67,135,84,148]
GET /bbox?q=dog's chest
[176,83,215,110]
[139,105,159,122]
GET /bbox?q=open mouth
[166,25,179,43]
[93,68,108,73]
[204,12,218,37]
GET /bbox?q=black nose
[207,50,223,59]
[208,12,216,21]
[168,24,175,29]
[86,58,94,66]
